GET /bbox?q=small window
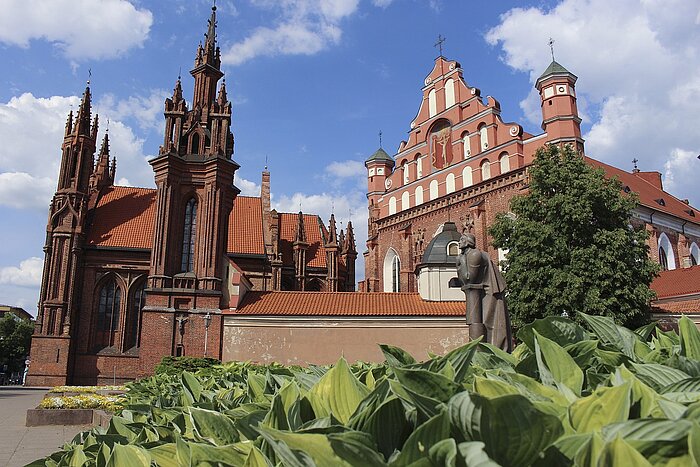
[657,233,675,271]
[389,196,397,215]
[479,124,488,151]
[429,180,439,200]
[462,166,473,188]
[447,241,459,256]
[499,152,509,173]
[463,134,471,159]
[416,155,423,178]
[415,186,424,205]
[428,89,437,117]
[401,191,410,211]
[403,162,409,185]
[445,79,455,108]
[481,160,491,181]
[446,173,455,194]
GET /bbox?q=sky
[1,0,699,316]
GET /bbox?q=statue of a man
[456,233,512,352]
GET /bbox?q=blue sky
[1,0,699,315]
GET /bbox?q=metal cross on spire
[379,130,383,148]
[87,68,92,85]
[548,37,556,61]
[435,34,446,57]
[632,158,639,170]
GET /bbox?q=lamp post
[203,312,212,357]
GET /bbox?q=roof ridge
[112,185,157,191]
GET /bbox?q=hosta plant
[28,314,700,466]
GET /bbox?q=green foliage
[489,144,658,330]
[0,313,33,373]
[154,356,220,375]
[29,316,700,466]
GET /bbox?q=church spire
[90,131,114,192]
[327,213,338,246]
[190,4,223,109]
[64,110,73,137]
[74,85,92,136]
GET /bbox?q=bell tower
[143,5,239,369]
[535,59,584,152]
[27,85,98,386]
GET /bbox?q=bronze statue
[456,233,512,352]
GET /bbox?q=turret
[293,211,308,290]
[325,214,340,292]
[341,220,357,291]
[365,147,395,206]
[535,60,583,151]
[89,132,114,193]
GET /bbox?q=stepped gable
[586,157,700,225]
[229,291,463,316]
[85,186,156,249]
[279,212,328,268]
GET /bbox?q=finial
[265,155,268,170]
[434,34,446,57]
[379,130,383,148]
[87,68,92,86]
[548,37,555,61]
[106,118,109,133]
[178,66,181,81]
[632,158,639,172]
[212,0,216,11]
[331,201,335,215]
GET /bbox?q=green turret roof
[365,147,394,165]
[536,60,577,88]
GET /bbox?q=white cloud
[325,160,365,178]
[98,90,169,133]
[0,257,43,287]
[236,177,261,196]
[486,0,700,206]
[0,92,154,210]
[0,0,153,61]
[372,0,394,7]
[222,0,359,65]
[0,173,54,210]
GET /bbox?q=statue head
[459,233,476,250]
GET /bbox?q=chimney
[634,171,663,190]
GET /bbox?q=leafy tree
[0,313,34,373]
[490,144,658,330]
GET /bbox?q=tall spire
[345,220,356,254]
[190,3,223,109]
[74,85,92,136]
[90,131,113,192]
[327,213,338,245]
[64,110,73,137]
[205,4,217,52]
[294,211,306,244]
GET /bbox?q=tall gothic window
[96,278,121,349]
[181,198,197,272]
[383,249,401,293]
[391,255,401,292]
[659,247,668,271]
[124,281,145,350]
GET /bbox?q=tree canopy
[490,144,658,330]
[0,313,33,373]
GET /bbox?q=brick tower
[28,86,99,385]
[141,5,239,370]
[535,60,584,152]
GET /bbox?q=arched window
[499,152,510,173]
[691,243,699,266]
[445,79,455,108]
[479,124,488,151]
[463,133,471,159]
[124,281,145,350]
[389,196,397,215]
[447,241,459,256]
[446,173,455,194]
[429,180,439,200]
[383,249,401,293]
[416,154,423,178]
[658,232,675,271]
[191,132,200,154]
[415,186,424,205]
[428,89,437,117]
[96,278,121,349]
[462,166,473,188]
[481,159,491,181]
[181,198,198,272]
[401,191,410,211]
[402,161,409,185]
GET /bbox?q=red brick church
[26,7,356,386]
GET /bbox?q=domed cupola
[416,222,464,301]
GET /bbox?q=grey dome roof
[420,222,462,266]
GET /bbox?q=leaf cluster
[28,315,700,466]
[490,144,658,330]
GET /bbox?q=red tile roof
[278,213,328,268]
[651,265,700,299]
[587,157,700,226]
[228,291,464,316]
[228,196,265,255]
[652,299,700,314]
[86,186,156,249]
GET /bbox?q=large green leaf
[244,446,272,467]
[630,362,691,392]
[105,444,151,467]
[533,330,583,396]
[353,396,411,460]
[189,442,254,466]
[578,312,638,359]
[568,383,631,432]
[517,316,588,351]
[610,365,659,418]
[689,422,700,466]
[189,407,239,445]
[181,371,203,403]
[601,419,692,465]
[596,437,651,467]
[456,441,501,467]
[380,344,417,367]
[390,411,450,466]
[308,357,370,424]
[439,339,482,382]
[392,367,462,403]
[679,316,700,360]
[448,392,563,466]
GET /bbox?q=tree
[0,313,34,374]
[490,144,658,330]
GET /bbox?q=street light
[203,312,212,357]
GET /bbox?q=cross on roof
[379,130,383,148]
[633,158,639,170]
[548,37,556,61]
[434,34,446,57]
